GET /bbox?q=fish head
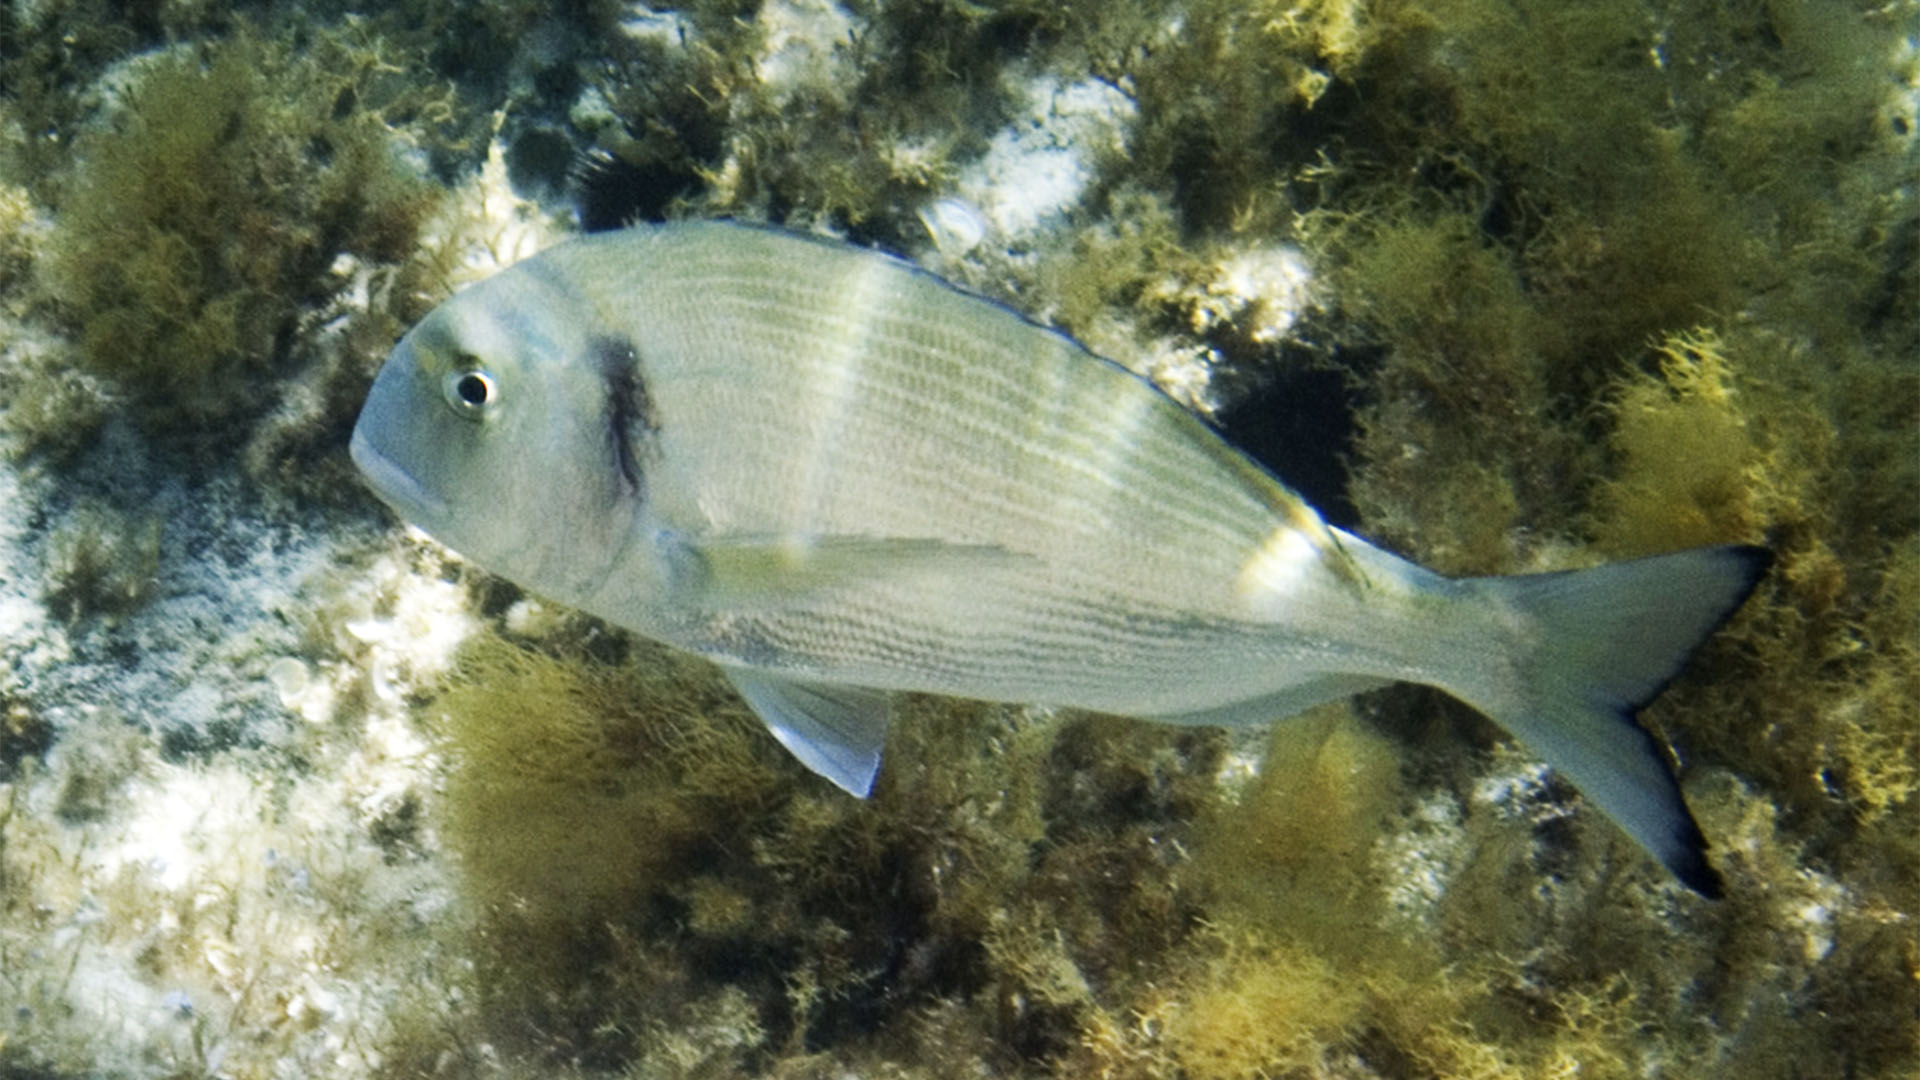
[350,266,644,605]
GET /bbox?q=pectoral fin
[693,533,1026,602]
[723,668,892,796]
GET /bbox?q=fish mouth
[349,426,448,520]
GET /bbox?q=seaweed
[34,25,440,436]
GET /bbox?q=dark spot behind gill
[594,336,656,499]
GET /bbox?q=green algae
[23,23,442,439]
[424,621,1222,1073]
[42,496,162,624]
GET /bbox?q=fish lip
[349,426,448,520]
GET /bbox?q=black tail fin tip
[1587,700,1728,899]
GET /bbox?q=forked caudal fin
[1463,544,1771,897]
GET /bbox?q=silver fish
[350,220,1768,896]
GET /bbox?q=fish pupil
[455,373,490,407]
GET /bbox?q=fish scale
[351,219,1770,895]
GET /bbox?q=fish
[349,220,1769,897]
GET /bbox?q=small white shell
[265,657,310,704]
[917,197,989,255]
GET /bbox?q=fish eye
[441,365,498,419]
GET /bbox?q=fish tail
[1459,544,1770,896]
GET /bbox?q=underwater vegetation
[0,0,1915,1078]
[3,17,454,465]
